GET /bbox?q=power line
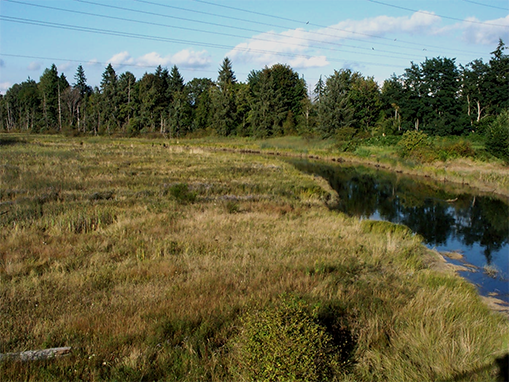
[191,0,304,25]
[368,0,509,28]
[134,0,484,57]
[189,0,488,56]
[0,15,406,70]
[4,0,430,63]
[0,52,228,77]
[461,0,509,11]
[71,0,418,60]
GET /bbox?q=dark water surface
[290,159,509,305]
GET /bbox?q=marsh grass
[1,134,508,381]
[179,135,509,197]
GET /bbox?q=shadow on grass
[0,136,26,146]
[445,353,508,382]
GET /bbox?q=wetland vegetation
[1,134,508,381]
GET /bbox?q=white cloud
[227,12,442,70]
[288,55,329,69]
[228,28,330,69]
[108,49,212,69]
[0,81,12,94]
[27,61,41,71]
[461,15,509,45]
[107,51,135,67]
[317,11,441,41]
[170,49,212,68]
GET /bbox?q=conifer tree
[38,64,60,131]
[211,57,237,136]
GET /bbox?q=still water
[291,159,509,305]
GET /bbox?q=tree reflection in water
[290,159,509,302]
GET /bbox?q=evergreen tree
[167,65,190,136]
[248,64,306,137]
[118,71,137,133]
[486,39,509,116]
[316,70,355,138]
[313,75,325,104]
[74,64,92,98]
[186,77,214,132]
[349,75,382,131]
[72,64,92,133]
[211,57,237,136]
[167,65,185,98]
[217,57,236,89]
[38,64,60,131]
[248,69,279,138]
[99,63,119,133]
[420,57,463,135]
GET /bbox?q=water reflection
[291,159,509,303]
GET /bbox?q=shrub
[126,117,143,137]
[486,110,509,162]
[444,140,475,158]
[166,183,197,204]
[398,130,437,162]
[231,295,351,382]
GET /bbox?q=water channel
[290,159,509,305]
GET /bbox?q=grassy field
[1,134,508,381]
[180,135,509,198]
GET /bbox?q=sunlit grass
[1,134,508,381]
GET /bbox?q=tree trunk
[58,83,62,132]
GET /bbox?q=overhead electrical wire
[189,0,491,55]
[367,0,509,28]
[70,0,448,58]
[0,0,500,82]
[3,0,435,64]
[0,53,228,76]
[3,0,490,65]
[461,0,509,11]
[0,15,406,70]
[127,0,480,54]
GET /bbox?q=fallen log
[0,347,71,362]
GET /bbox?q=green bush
[486,110,509,162]
[444,139,475,158]
[398,130,438,162]
[231,295,351,382]
[166,183,197,204]
[126,117,143,137]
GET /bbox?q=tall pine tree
[211,57,237,136]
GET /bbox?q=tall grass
[1,134,507,381]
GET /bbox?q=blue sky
[0,0,508,94]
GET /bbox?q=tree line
[1,40,507,140]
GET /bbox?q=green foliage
[210,57,238,136]
[316,69,355,138]
[486,110,509,162]
[126,116,143,136]
[231,295,351,382]
[166,182,197,204]
[398,130,437,161]
[438,139,475,160]
[248,64,306,138]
